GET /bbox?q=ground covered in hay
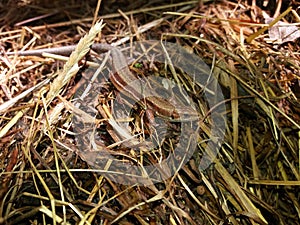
[0,0,300,224]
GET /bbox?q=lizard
[3,44,206,186]
[2,43,199,121]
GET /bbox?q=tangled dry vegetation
[0,0,300,224]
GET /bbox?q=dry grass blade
[46,20,105,103]
[246,6,292,43]
[214,162,268,225]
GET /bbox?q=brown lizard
[3,43,198,120]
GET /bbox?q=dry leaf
[265,17,300,44]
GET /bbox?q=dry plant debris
[0,0,300,224]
